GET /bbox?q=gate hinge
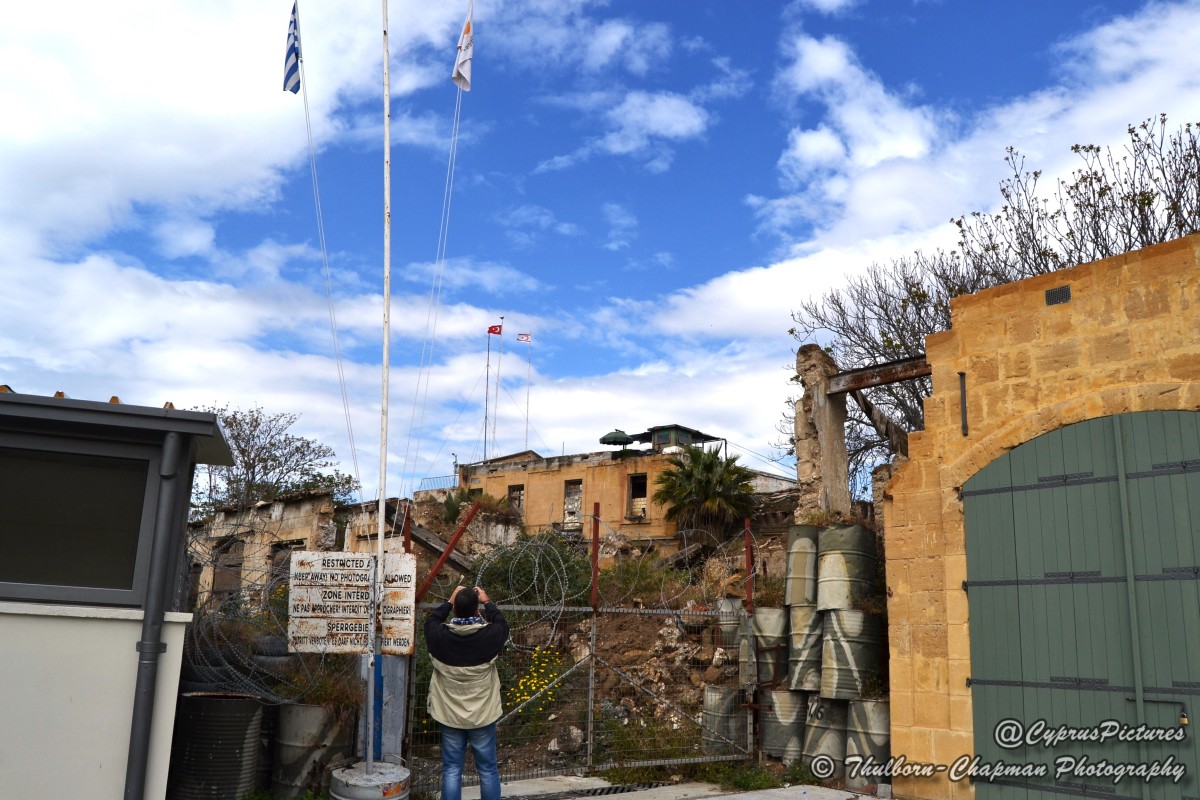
[965,677,973,688]
[962,580,969,593]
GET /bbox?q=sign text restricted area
[287,551,417,655]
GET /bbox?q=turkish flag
[487,325,502,335]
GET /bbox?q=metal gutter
[123,432,182,800]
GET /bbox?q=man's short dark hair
[454,587,480,618]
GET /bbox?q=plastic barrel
[760,689,806,764]
[785,525,820,606]
[330,762,411,800]
[819,610,886,700]
[167,693,263,800]
[787,605,823,692]
[846,699,891,791]
[272,703,355,799]
[816,525,877,611]
[701,685,747,755]
[715,598,744,646]
[752,608,788,686]
[802,696,848,779]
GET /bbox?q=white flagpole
[492,316,504,448]
[483,332,491,461]
[524,338,531,450]
[368,0,393,775]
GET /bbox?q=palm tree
[651,445,756,546]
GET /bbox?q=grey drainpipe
[123,432,183,800]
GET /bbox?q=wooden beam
[826,355,931,395]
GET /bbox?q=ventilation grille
[1045,285,1072,305]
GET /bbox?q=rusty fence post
[414,501,480,603]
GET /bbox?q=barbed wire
[412,514,779,653]
[184,503,781,700]
[183,512,360,706]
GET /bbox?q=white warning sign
[286,551,417,655]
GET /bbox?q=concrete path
[461,774,874,800]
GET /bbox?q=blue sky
[3,0,1199,500]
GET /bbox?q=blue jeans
[439,722,500,800]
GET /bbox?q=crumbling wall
[793,344,852,519]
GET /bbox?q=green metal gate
[963,411,1200,799]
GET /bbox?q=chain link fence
[405,525,758,796]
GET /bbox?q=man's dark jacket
[424,601,509,729]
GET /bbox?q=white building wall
[0,602,190,799]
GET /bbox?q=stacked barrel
[740,523,889,786]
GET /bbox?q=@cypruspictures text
[993,718,1187,749]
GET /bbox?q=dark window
[507,484,524,513]
[211,538,244,599]
[627,474,648,519]
[0,447,149,591]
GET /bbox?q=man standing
[425,584,509,800]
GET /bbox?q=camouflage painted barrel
[738,632,754,686]
[787,605,823,691]
[819,610,886,699]
[761,689,806,764]
[802,696,848,779]
[752,608,788,686]
[702,685,747,755]
[715,597,744,646]
[784,525,819,606]
[816,525,877,611]
[845,699,890,791]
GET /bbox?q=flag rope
[397,84,466,503]
[292,1,364,499]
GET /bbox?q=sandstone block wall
[884,235,1200,799]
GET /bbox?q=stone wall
[883,235,1200,799]
[463,450,684,550]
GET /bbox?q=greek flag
[283,2,301,94]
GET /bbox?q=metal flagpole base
[330,760,410,800]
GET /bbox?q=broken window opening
[563,479,583,530]
[627,474,648,520]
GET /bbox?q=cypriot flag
[452,2,474,91]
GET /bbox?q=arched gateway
[963,411,1199,799]
[881,235,1200,800]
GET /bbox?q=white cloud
[788,0,863,15]
[692,57,754,102]
[778,126,847,184]
[0,1,466,259]
[603,203,638,251]
[660,1,1200,344]
[154,219,217,260]
[495,205,583,249]
[754,2,1200,249]
[536,89,712,173]
[403,257,545,296]
[483,4,672,78]
[603,92,710,152]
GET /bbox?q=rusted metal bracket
[825,355,931,395]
